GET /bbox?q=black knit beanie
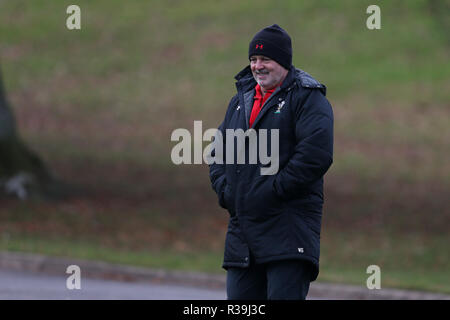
[248,24,292,70]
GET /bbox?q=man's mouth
[256,72,269,80]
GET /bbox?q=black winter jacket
[209,65,334,281]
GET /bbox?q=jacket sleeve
[208,95,238,208]
[273,89,334,200]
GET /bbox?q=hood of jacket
[234,65,326,96]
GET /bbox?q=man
[209,24,334,300]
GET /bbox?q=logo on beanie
[255,44,263,49]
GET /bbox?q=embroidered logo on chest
[274,100,285,114]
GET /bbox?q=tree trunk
[0,66,55,199]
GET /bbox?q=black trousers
[226,259,312,300]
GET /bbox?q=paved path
[0,269,226,300]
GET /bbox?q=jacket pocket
[290,209,321,237]
[242,175,282,217]
[223,184,236,216]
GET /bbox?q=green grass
[0,235,225,274]
[1,0,448,181]
[0,0,449,295]
[320,230,450,293]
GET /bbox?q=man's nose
[255,59,264,70]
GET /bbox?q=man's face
[250,55,288,91]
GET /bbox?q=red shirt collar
[254,83,278,99]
